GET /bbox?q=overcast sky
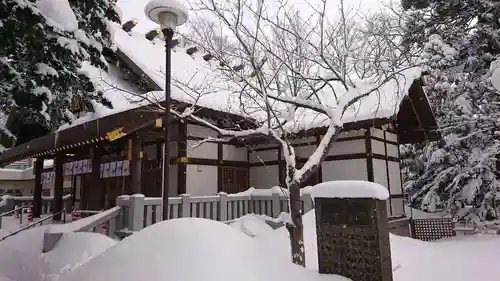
[116,0,398,34]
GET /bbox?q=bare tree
[103,0,416,266]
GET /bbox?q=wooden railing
[118,189,314,231]
[40,188,314,253]
[42,207,122,252]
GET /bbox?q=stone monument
[312,181,393,281]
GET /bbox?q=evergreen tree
[401,0,500,224]
[68,0,120,70]
[0,0,112,144]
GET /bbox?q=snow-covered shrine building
[0,20,439,220]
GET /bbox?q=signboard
[109,162,117,177]
[103,163,110,178]
[77,160,84,174]
[106,127,126,141]
[122,160,130,176]
[116,161,123,176]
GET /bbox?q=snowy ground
[0,211,499,281]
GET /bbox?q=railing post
[248,192,254,214]
[19,206,23,225]
[181,194,191,217]
[108,214,117,238]
[272,190,281,218]
[129,194,145,231]
[219,192,228,221]
[115,195,129,230]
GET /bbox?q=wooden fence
[118,191,314,231]
[40,191,313,252]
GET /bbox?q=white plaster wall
[385,131,398,142]
[223,145,247,161]
[187,140,218,159]
[371,140,386,155]
[295,145,316,159]
[372,159,388,188]
[322,159,368,181]
[249,149,278,163]
[249,165,279,189]
[391,198,404,217]
[388,161,403,195]
[386,143,399,158]
[327,139,365,156]
[336,129,366,140]
[187,124,218,138]
[370,128,385,139]
[186,165,217,196]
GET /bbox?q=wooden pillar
[316,134,323,184]
[129,134,142,194]
[277,146,285,187]
[177,121,187,194]
[217,135,223,192]
[53,153,64,221]
[90,146,102,210]
[33,158,44,218]
[365,129,374,182]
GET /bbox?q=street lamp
[145,0,188,221]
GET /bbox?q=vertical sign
[122,160,130,176]
[116,161,124,177]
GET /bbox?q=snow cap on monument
[144,0,188,28]
[310,180,389,200]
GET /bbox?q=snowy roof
[57,22,246,132]
[61,21,422,133]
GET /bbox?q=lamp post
[145,0,188,220]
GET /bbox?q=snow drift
[58,217,348,281]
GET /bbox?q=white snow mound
[42,232,117,275]
[311,180,389,200]
[59,217,348,281]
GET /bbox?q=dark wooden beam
[276,147,285,187]
[384,130,393,214]
[365,129,374,182]
[217,136,223,192]
[177,121,187,194]
[33,158,44,218]
[90,146,103,210]
[53,153,64,221]
[316,134,323,184]
[129,134,142,194]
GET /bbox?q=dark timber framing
[383,130,393,214]
[217,136,223,192]
[365,129,374,182]
[53,153,64,221]
[177,121,187,194]
[33,158,44,218]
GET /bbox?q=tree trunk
[287,182,306,267]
